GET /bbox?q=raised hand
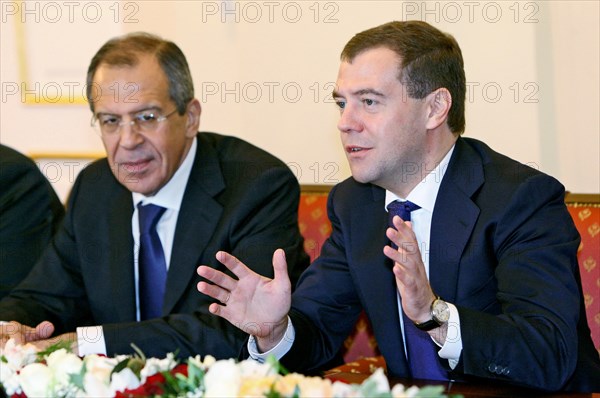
[383,216,436,324]
[197,249,291,351]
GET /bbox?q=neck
[389,132,457,198]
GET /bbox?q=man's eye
[335,100,346,109]
[137,112,157,122]
[363,99,376,106]
[100,116,119,125]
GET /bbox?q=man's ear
[425,88,451,130]
[185,99,202,137]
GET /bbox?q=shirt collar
[132,137,197,211]
[385,144,455,213]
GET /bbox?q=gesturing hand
[383,216,436,324]
[197,249,291,352]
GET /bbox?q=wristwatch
[414,296,450,331]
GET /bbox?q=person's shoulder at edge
[198,131,288,167]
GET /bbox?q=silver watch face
[432,299,450,323]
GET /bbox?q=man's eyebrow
[332,88,385,98]
[96,106,160,117]
[354,88,385,97]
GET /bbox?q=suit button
[502,367,510,376]
[488,364,498,373]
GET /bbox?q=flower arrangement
[0,339,449,397]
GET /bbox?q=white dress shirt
[77,139,197,355]
[249,145,463,369]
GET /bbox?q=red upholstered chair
[298,185,331,263]
[298,185,382,368]
[566,193,600,356]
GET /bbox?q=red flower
[118,372,166,397]
[171,364,188,377]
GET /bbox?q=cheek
[101,139,117,162]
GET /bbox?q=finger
[216,251,254,279]
[208,302,223,316]
[0,321,19,338]
[391,216,417,237]
[197,280,231,304]
[272,249,291,288]
[207,300,236,326]
[386,226,420,255]
[34,321,55,340]
[197,266,238,291]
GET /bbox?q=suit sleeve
[457,174,582,390]
[0,169,92,330]
[280,184,363,373]
[0,148,64,299]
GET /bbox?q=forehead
[336,47,402,92]
[91,54,170,112]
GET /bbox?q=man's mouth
[346,146,370,153]
[119,159,151,172]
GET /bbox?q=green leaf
[69,362,87,390]
[130,343,147,361]
[36,340,73,360]
[266,354,289,375]
[264,384,282,398]
[127,357,146,378]
[414,385,448,397]
[111,357,131,376]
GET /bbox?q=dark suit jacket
[0,144,64,299]
[281,137,600,392]
[0,132,309,359]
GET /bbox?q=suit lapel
[163,135,225,314]
[107,186,136,321]
[351,185,409,373]
[429,138,483,302]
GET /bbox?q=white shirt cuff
[76,326,107,356]
[247,317,295,362]
[437,303,462,369]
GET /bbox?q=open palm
[197,249,291,344]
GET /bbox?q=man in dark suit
[0,32,308,359]
[0,145,64,299]
[197,21,600,392]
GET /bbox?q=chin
[350,173,372,185]
[119,179,159,196]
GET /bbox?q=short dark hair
[86,32,194,115]
[341,21,466,135]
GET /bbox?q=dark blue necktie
[137,203,167,320]
[387,200,448,381]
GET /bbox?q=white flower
[110,367,141,393]
[196,354,216,370]
[364,367,391,394]
[74,355,130,398]
[77,372,113,398]
[46,348,83,388]
[18,362,53,397]
[140,352,177,383]
[0,365,21,396]
[83,354,118,387]
[238,357,277,378]
[276,373,334,398]
[391,383,421,398]
[331,380,357,397]
[203,358,242,397]
[187,354,204,370]
[1,343,442,398]
[2,338,38,370]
